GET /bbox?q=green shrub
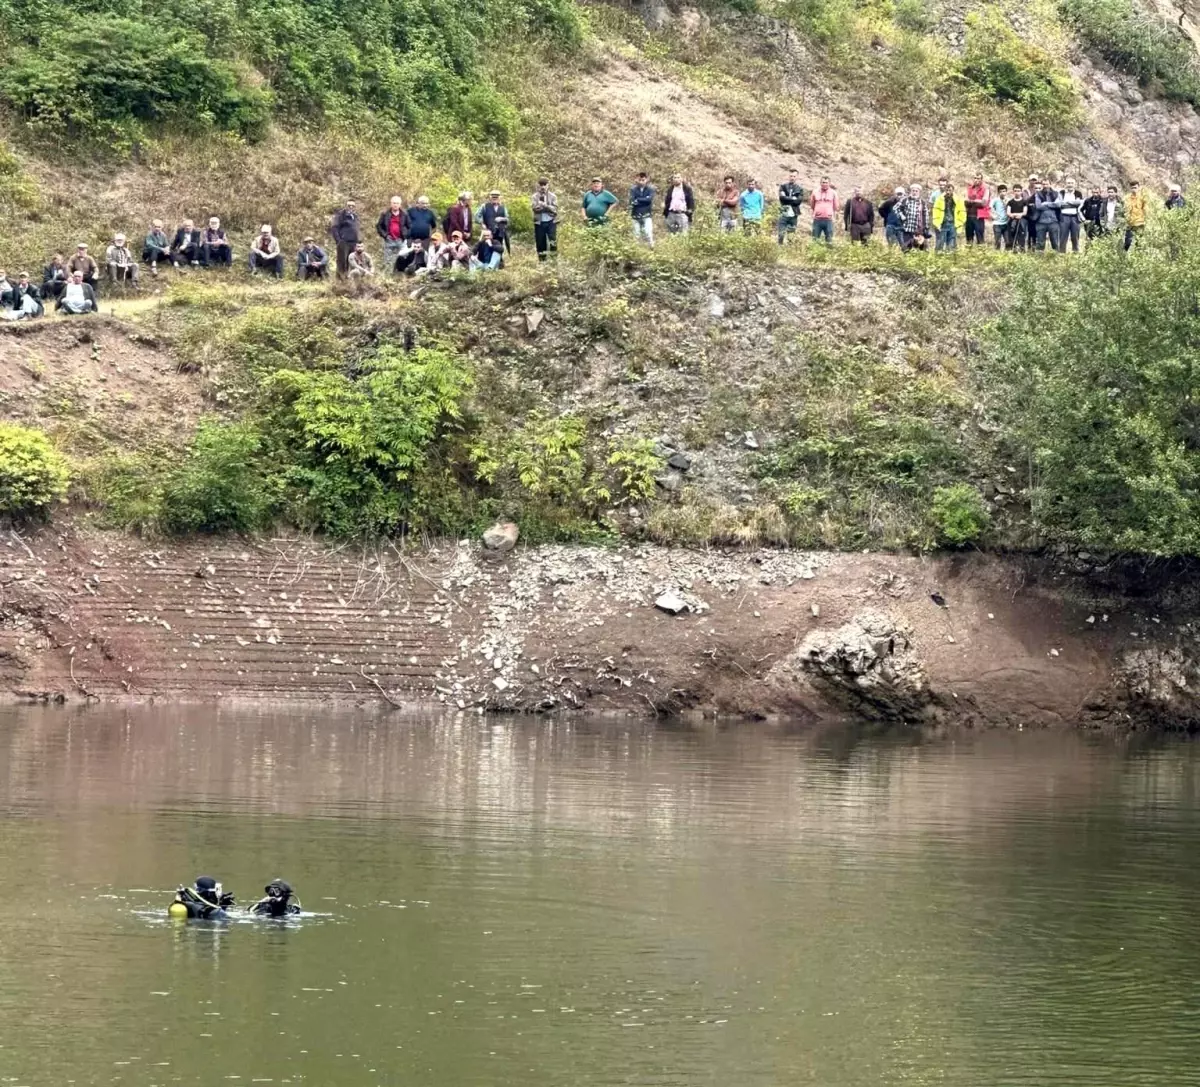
[979,209,1200,555]
[893,0,937,34]
[929,483,989,545]
[0,424,69,517]
[1059,0,1200,105]
[957,8,1078,130]
[159,419,273,534]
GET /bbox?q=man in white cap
[66,242,99,290]
[1166,182,1186,210]
[105,232,139,286]
[249,224,284,278]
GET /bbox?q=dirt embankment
[0,523,1194,729]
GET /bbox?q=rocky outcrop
[789,610,933,721]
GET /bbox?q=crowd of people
[0,169,1183,321]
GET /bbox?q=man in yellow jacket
[932,182,967,252]
[1124,180,1148,251]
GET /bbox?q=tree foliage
[0,422,69,517]
[981,208,1200,556]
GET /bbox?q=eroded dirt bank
[0,525,1196,728]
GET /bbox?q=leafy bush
[979,209,1200,555]
[264,343,472,536]
[0,423,69,517]
[1059,0,1200,105]
[929,483,989,545]
[0,0,581,148]
[957,8,1078,130]
[0,15,270,148]
[159,420,273,534]
[893,0,937,33]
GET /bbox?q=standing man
[376,196,408,273]
[581,177,618,227]
[662,173,694,235]
[989,185,1010,248]
[531,178,558,261]
[932,182,964,251]
[1166,182,1186,209]
[964,173,990,245]
[443,192,474,244]
[777,169,805,245]
[739,178,765,233]
[1081,185,1105,240]
[809,177,838,245]
[329,198,361,279]
[897,184,929,251]
[1007,186,1031,250]
[878,187,905,247]
[1103,185,1124,235]
[405,196,438,245]
[1124,181,1147,249]
[1057,178,1084,252]
[718,176,740,232]
[1032,182,1062,252]
[629,172,656,247]
[480,191,511,254]
[842,186,875,245]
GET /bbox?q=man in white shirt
[57,271,97,314]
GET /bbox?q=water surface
[2,708,1199,1086]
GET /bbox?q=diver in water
[248,879,301,917]
[169,876,235,920]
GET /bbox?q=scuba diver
[168,876,235,920]
[248,879,301,918]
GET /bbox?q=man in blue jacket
[629,172,656,247]
[1032,184,1061,252]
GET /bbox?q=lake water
[2,708,1200,1086]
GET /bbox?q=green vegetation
[0,423,69,518]
[0,0,581,149]
[1059,0,1200,106]
[930,483,989,546]
[979,209,1200,556]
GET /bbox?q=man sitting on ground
[56,270,98,314]
[395,238,430,276]
[143,220,171,274]
[348,242,375,278]
[42,253,69,302]
[67,243,100,289]
[296,236,329,280]
[250,225,284,278]
[445,231,472,270]
[203,217,232,266]
[473,229,504,271]
[1,272,43,319]
[171,219,203,268]
[105,233,139,287]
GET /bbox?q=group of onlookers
[0,170,1185,321]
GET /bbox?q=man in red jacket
[965,174,990,246]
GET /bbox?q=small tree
[0,423,69,518]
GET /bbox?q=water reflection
[0,707,1199,1086]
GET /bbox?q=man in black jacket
[662,173,694,234]
[329,199,361,278]
[171,219,203,268]
[41,252,69,302]
[405,197,438,245]
[777,169,804,245]
[480,191,511,254]
[843,187,875,244]
[629,173,656,248]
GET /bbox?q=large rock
[791,610,932,720]
[482,521,519,555]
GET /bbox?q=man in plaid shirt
[897,184,930,251]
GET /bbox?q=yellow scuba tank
[168,900,190,919]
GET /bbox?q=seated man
[170,219,203,268]
[142,220,171,273]
[56,270,98,315]
[105,233,139,287]
[42,252,69,301]
[445,231,472,270]
[6,272,43,319]
[202,217,232,267]
[395,238,429,276]
[296,236,328,280]
[249,879,301,917]
[66,242,100,289]
[472,229,504,271]
[249,225,284,278]
[347,242,375,278]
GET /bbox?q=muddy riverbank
[0,525,1196,728]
